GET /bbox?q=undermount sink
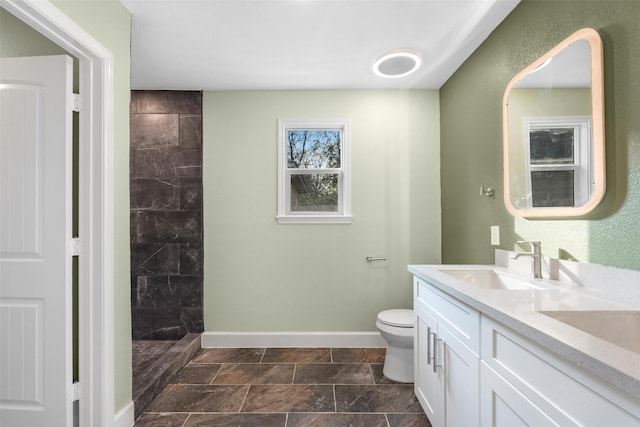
[440,269,545,290]
[539,310,640,355]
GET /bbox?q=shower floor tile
[135,347,431,427]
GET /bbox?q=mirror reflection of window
[524,116,592,209]
[530,128,574,165]
[531,170,575,207]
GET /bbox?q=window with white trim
[277,119,352,224]
[525,116,592,208]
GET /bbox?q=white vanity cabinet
[414,277,480,427]
[480,317,640,427]
[412,269,640,427]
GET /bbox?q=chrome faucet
[511,241,542,279]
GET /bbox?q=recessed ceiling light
[373,50,422,78]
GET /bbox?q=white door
[0,55,74,427]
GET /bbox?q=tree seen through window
[287,130,341,211]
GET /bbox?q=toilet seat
[377,309,413,328]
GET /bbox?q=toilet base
[383,345,414,383]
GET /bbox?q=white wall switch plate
[490,226,500,246]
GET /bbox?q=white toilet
[376,308,414,383]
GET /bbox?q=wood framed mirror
[503,28,605,217]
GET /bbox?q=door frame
[0,0,115,425]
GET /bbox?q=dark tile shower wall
[130,91,204,340]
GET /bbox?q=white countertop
[408,263,640,400]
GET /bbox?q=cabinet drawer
[481,316,640,426]
[415,277,480,353]
[480,362,556,427]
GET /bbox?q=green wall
[203,90,441,332]
[440,0,640,269]
[1,1,132,413]
[0,9,65,56]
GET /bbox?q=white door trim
[0,1,115,426]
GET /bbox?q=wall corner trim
[113,401,135,427]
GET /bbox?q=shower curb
[132,333,201,420]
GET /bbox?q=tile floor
[134,347,431,427]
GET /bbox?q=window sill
[276,215,353,224]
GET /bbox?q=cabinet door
[414,303,439,425]
[439,326,480,427]
[481,316,640,426]
[480,363,558,427]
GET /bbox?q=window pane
[530,128,574,165]
[290,173,339,212]
[531,170,574,207]
[286,130,341,169]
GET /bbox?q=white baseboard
[201,331,386,348]
[113,400,135,427]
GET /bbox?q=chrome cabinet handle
[428,329,437,368]
[427,326,432,365]
[433,337,443,373]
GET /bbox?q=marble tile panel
[131,211,202,244]
[129,91,203,349]
[146,384,248,412]
[132,341,177,378]
[387,413,432,427]
[294,363,374,384]
[192,348,265,364]
[131,114,179,148]
[130,179,180,211]
[212,363,294,384]
[180,306,204,333]
[166,333,202,364]
[142,334,202,386]
[332,348,386,364]
[184,413,286,427]
[131,308,185,340]
[179,177,202,211]
[179,243,203,275]
[133,276,202,308]
[262,347,331,363]
[130,146,202,179]
[241,384,335,412]
[171,364,221,384]
[131,243,180,277]
[136,327,185,341]
[335,384,423,413]
[132,91,202,114]
[134,413,188,427]
[179,114,202,147]
[286,413,388,427]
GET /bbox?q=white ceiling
[122,0,520,91]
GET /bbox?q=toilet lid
[377,309,413,327]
